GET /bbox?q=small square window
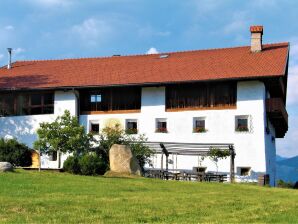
[193,117,207,133]
[156,118,168,133]
[90,94,102,103]
[125,119,138,134]
[235,116,249,132]
[90,121,100,134]
[237,167,251,176]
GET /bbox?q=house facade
[0,26,289,186]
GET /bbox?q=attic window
[159,54,169,59]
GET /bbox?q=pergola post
[229,145,235,183]
[161,153,163,171]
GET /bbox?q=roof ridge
[13,42,289,63]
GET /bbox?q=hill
[0,170,298,223]
[276,155,298,183]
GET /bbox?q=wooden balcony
[266,98,288,138]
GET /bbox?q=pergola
[144,142,236,183]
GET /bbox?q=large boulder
[0,162,13,172]
[109,144,141,176]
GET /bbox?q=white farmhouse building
[0,26,289,186]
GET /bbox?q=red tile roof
[0,42,289,90]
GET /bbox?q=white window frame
[235,115,252,133]
[125,119,138,134]
[193,117,207,133]
[237,167,251,176]
[89,120,100,134]
[155,118,168,133]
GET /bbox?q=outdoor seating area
[145,169,228,182]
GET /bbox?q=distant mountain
[276,155,288,162]
[276,155,298,183]
[277,156,298,168]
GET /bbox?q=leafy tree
[34,110,94,167]
[0,138,32,167]
[207,147,231,174]
[95,124,153,171]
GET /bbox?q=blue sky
[0,0,298,157]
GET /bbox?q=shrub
[277,179,294,189]
[63,155,80,174]
[63,153,107,176]
[79,154,107,175]
[0,138,32,167]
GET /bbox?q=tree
[34,110,94,168]
[0,138,32,167]
[207,147,231,174]
[95,124,153,171]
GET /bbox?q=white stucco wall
[80,81,275,184]
[0,90,77,168]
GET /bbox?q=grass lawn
[0,170,298,223]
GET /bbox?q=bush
[0,138,32,167]
[63,153,107,176]
[63,155,80,174]
[277,179,294,189]
[79,154,107,175]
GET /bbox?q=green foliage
[34,110,94,155]
[79,153,107,175]
[0,138,32,167]
[63,155,80,174]
[208,147,231,160]
[63,153,107,176]
[207,147,231,173]
[277,179,294,189]
[96,124,153,171]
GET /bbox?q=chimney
[7,48,12,69]
[250,25,263,52]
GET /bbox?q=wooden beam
[229,145,235,183]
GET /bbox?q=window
[90,94,101,103]
[49,151,57,161]
[90,121,100,134]
[235,115,249,132]
[156,118,168,133]
[125,119,138,134]
[237,167,251,176]
[166,82,236,110]
[0,92,54,117]
[80,86,141,113]
[193,117,207,133]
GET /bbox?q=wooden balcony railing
[266,98,288,138]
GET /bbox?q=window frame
[89,120,100,134]
[235,115,250,132]
[193,117,207,133]
[156,118,168,133]
[125,119,138,134]
[0,91,54,117]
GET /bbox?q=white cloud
[286,65,298,105]
[192,0,224,14]
[26,0,73,8]
[4,25,14,31]
[13,48,25,55]
[71,18,112,46]
[248,0,278,9]
[146,47,159,54]
[223,11,251,35]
